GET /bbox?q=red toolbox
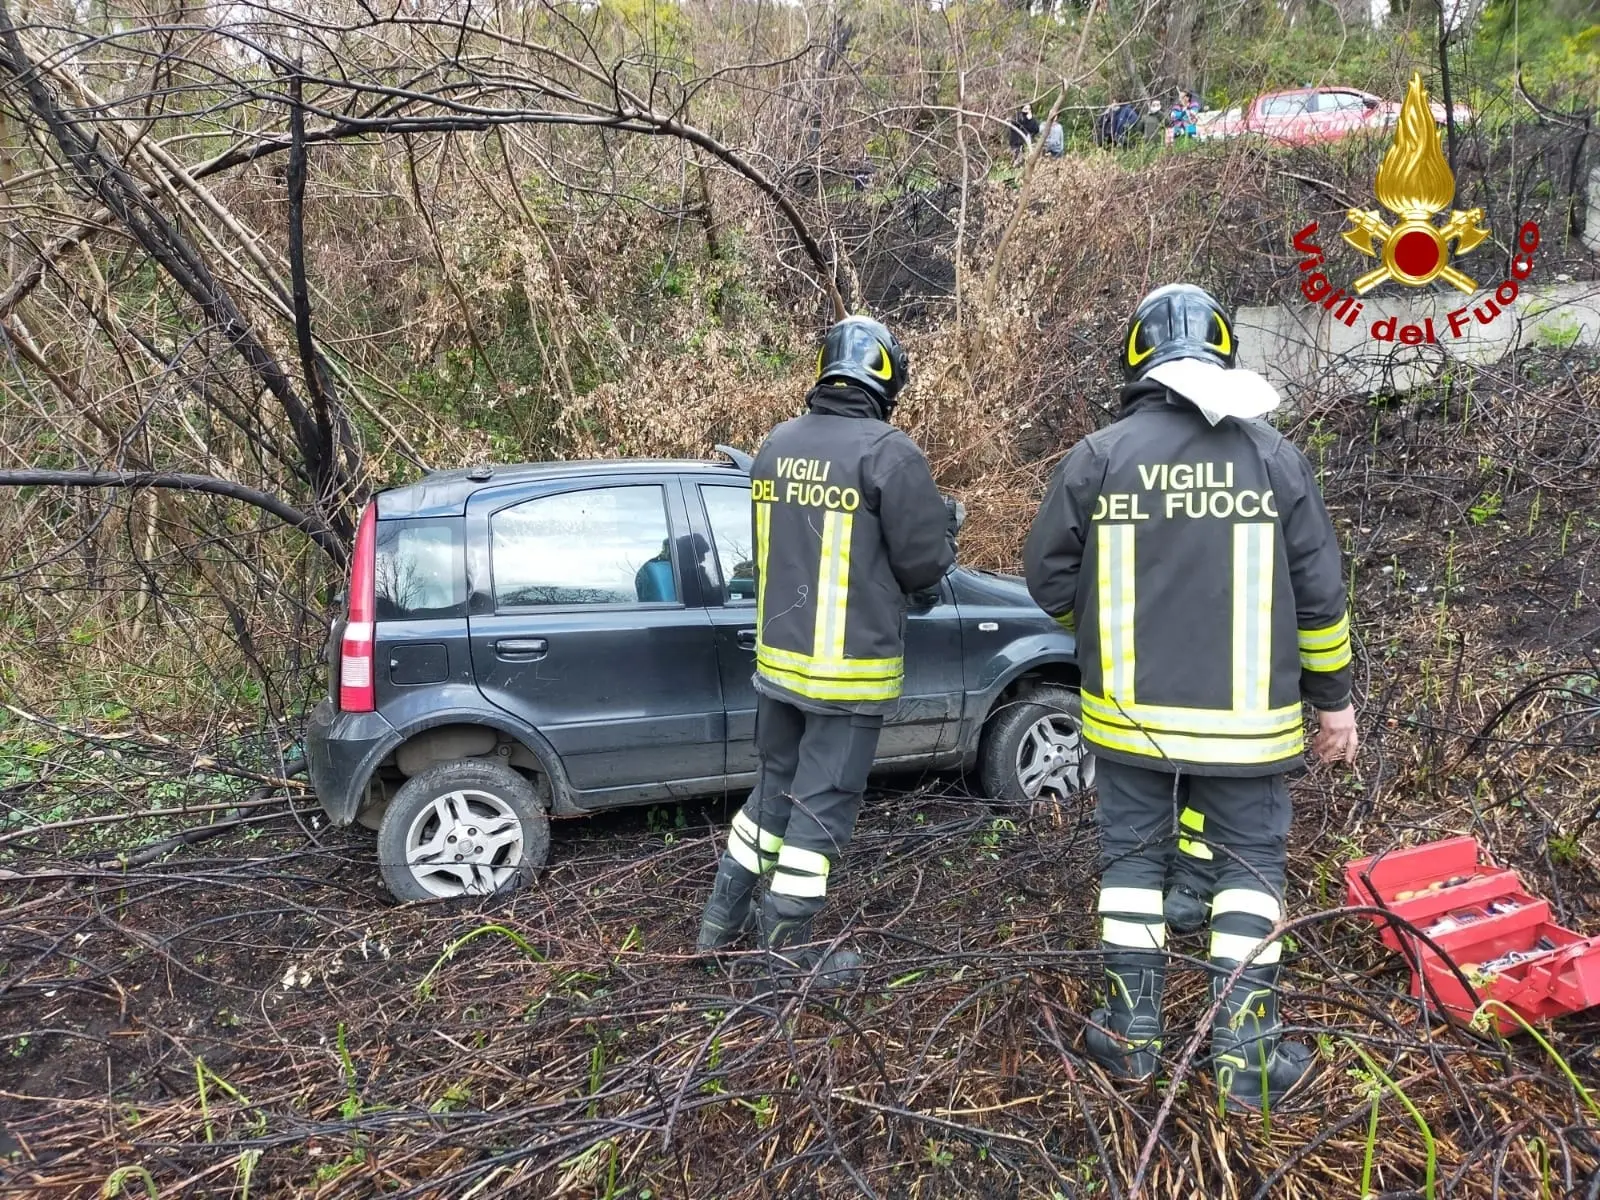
[1345,835,1600,1033]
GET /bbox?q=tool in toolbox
[1344,835,1600,1033]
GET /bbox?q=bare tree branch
[0,469,343,565]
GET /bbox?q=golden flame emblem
[1342,72,1488,294]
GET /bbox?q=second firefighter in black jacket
[696,315,956,984]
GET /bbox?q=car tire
[375,759,550,902]
[978,685,1095,803]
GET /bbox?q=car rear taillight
[339,503,378,713]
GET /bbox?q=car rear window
[375,518,465,620]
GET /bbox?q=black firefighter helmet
[1122,283,1236,382]
[816,315,909,415]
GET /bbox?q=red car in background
[1195,86,1470,145]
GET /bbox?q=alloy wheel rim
[404,788,525,898]
[1015,714,1094,799]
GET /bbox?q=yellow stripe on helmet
[866,342,894,380]
[1207,313,1233,356]
[1127,320,1154,367]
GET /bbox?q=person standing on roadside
[1022,283,1358,1113]
[1170,90,1200,141]
[1140,99,1165,145]
[1009,104,1041,163]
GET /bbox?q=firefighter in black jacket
[1023,284,1359,1112]
[696,316,958,983]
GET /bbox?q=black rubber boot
[1164,856,1212,935]
[1084,947,1167,1082]
[695,856,759,954]
[756,892,862,991]
[1209,962,1316,1113]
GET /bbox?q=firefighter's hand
[1310,703,1359,764]
[943,495,966,535]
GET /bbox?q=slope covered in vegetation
[0,0,1597,1194]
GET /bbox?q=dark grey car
[305,449,1091,900]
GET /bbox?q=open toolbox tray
[1345,835,1600,1033]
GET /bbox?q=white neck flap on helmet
[1146,357,1281,427]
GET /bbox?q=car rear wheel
[978,686,1095,803]
[376,759,550,902]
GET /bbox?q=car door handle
[736,629,757,650]
[496,637,548,659]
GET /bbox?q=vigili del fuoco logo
[1290,71,1541,345]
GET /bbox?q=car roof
[375,454,751,519]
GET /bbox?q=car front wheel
[376,759,550,902]
[978,685,1095,803]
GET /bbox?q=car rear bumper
[305,697,398,826]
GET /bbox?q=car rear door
[465,476,725,797]
[690,479,961,769]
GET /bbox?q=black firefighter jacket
[1023,381,1352,776]
[751,383,956,715]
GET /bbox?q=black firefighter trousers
[1094,757,1293,967]
[726,694,884,932]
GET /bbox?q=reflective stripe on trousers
[1177,805,1211,861]
[1098,885,1166,949]
[769,844,830,898]
[727,809,782,875]
[1210,886,1283,965]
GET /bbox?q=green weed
[312,1147,366,1184]
[1468,491,1502,524]
[415,923,545,1001]
[1474,1001,1599,1121]
[1347,1040,1436,1198]
[1535,314,1580,351]
[100,1165,159,1198]
[429,1081,473,1113]
[235,1150,262,1200]
[587,1039,606,1118]
[1548,833,1581,866]
[194,1057,265,1142]
[336,1022,361,1121]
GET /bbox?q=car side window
[700,485,756,606]
[1263,94,1307,116]
[490,485,678,608]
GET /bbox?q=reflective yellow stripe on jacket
[754,503,903,702]
[1086,520,1303,767]
[1298,613,1351,672]
[813,510,852,661]
[754,498,772,633]
[1097,525,1136,700]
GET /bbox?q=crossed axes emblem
[1341,206,1490,295]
